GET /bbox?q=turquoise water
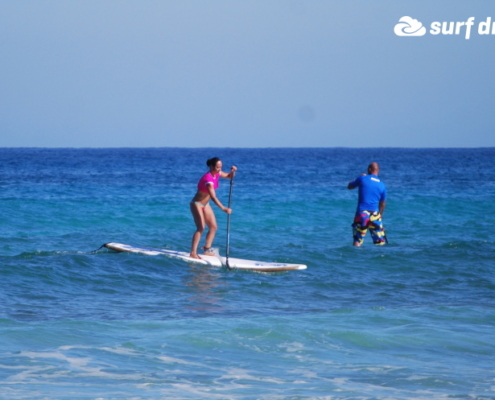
[1,148,494,399]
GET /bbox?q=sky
[0,1,494,148]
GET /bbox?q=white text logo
[395,16,495,39]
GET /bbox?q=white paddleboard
[104,243,307,272]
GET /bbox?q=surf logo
[394,16,427,36]
[395,16,495,39]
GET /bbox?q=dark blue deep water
[0,148,494,399]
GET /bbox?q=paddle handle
[225,171,235,269]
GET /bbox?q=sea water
[0,148,494,399]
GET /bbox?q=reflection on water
[182,264,229,313]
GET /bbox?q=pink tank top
[197,171,219,193]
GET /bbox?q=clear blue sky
[1,1,493,147]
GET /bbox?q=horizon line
[0,146,494,150]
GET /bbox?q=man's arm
[348,174,366,190]
[379,200,386,215]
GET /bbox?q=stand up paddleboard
[104,243,307,272]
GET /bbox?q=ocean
[0,148,494,399]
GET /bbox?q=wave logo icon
[394,16,427,36]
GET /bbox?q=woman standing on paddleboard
[190,157,237,259]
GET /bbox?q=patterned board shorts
[352,211,386,245]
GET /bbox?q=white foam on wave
[19,349,91,369]
[218,367,287,384]
[10,348,145,383]
[278,341,306,352]
[156,355,204,366]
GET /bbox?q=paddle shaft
[225,171,235,269]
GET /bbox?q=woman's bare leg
[203,204,218,255]
[190,202,205,258]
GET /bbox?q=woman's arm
[206,184,231,214]
[220,166,237,179]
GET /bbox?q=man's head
[367,162,379,175]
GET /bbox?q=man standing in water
[347,162,387,246]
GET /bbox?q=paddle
[225,171,235,270]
